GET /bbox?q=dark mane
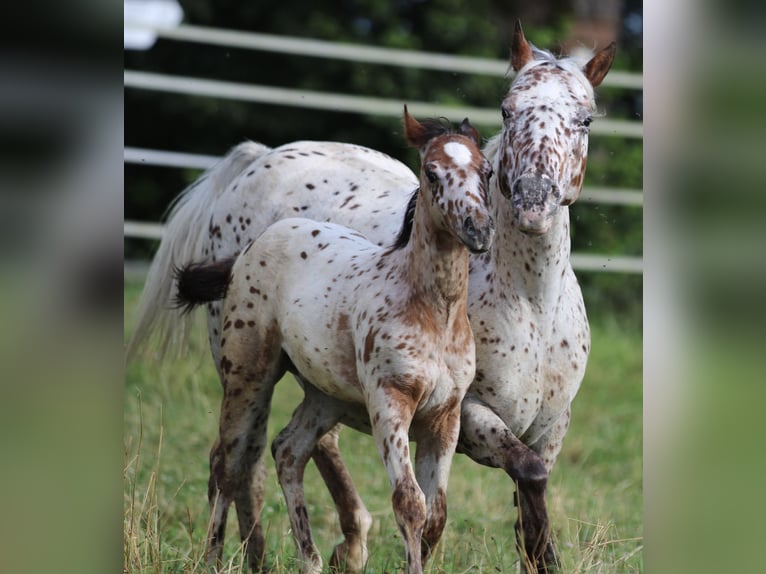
[413,117,455,143]
[389,189,419,250]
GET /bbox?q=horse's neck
[481,135,573,314]
[490,193,572,314]
[393,206,470,312]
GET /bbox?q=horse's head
[403,106,494,254]
[497,20,616,235]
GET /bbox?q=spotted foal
[175,108,494,574]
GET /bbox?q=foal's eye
[425,169,437,183]
[582,117,593,128]
[501,107,511,121]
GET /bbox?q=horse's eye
[582,117,593,128]
[425,169,437,183]
[501,107,511,121]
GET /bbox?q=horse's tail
[173,256,237,314]
[126,141,271,361]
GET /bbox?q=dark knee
[505,449,548,486]
[391,480,426,530]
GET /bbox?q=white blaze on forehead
[443,141,472,166]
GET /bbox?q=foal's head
[403,106,494,254]
[497,20,616,234]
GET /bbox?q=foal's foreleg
[457,396,556,573]
[370,387,426,574]
[413,397,462,565]
[312,425,372,574]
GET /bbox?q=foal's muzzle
[461,215,495,254]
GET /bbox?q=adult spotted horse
[128,22,616,573]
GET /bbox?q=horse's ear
[458,118,481,147]
[403,105,429,148]
[583,42,616,87]
[511,20,533,72]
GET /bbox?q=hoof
[329,540,368,574]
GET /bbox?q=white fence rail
[125,26,643,274]
[124,22,642,90]
[124,70,642,138]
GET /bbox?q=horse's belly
[280,308,365,405]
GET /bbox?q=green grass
[124,281,642,573]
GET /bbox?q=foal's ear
[511,20,534,72]
[458,118,481,147]
[403,105,430,148]
[583,42,617,87]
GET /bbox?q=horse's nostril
[464,217,476,236]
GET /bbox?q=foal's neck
[396,203,470,313]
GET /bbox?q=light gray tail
[126,141,270,361]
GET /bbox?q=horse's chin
[467,244,491,255]
[516,213,554,235]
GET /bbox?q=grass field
[124,281,642,573]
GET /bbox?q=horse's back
[207,141,417,263]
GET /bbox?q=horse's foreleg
[272,390,344,574]
[370,387,426,574]
[413,397,462,565]
[312,425,372,574]
[521,407,573,572]
[457,396,556,573]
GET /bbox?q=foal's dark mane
[390,189,420,250]
[415,117,456,141]
[389,117,458,251]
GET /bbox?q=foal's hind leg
[457,396,557,573]
[206,322,285,572]
[313,425,372,574]
[272,388,346,574]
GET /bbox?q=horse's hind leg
[206,320,285,572]
[206,437,230,570]
[313,425,372,574]
[272,388,344,574]
[457,397,556,573]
